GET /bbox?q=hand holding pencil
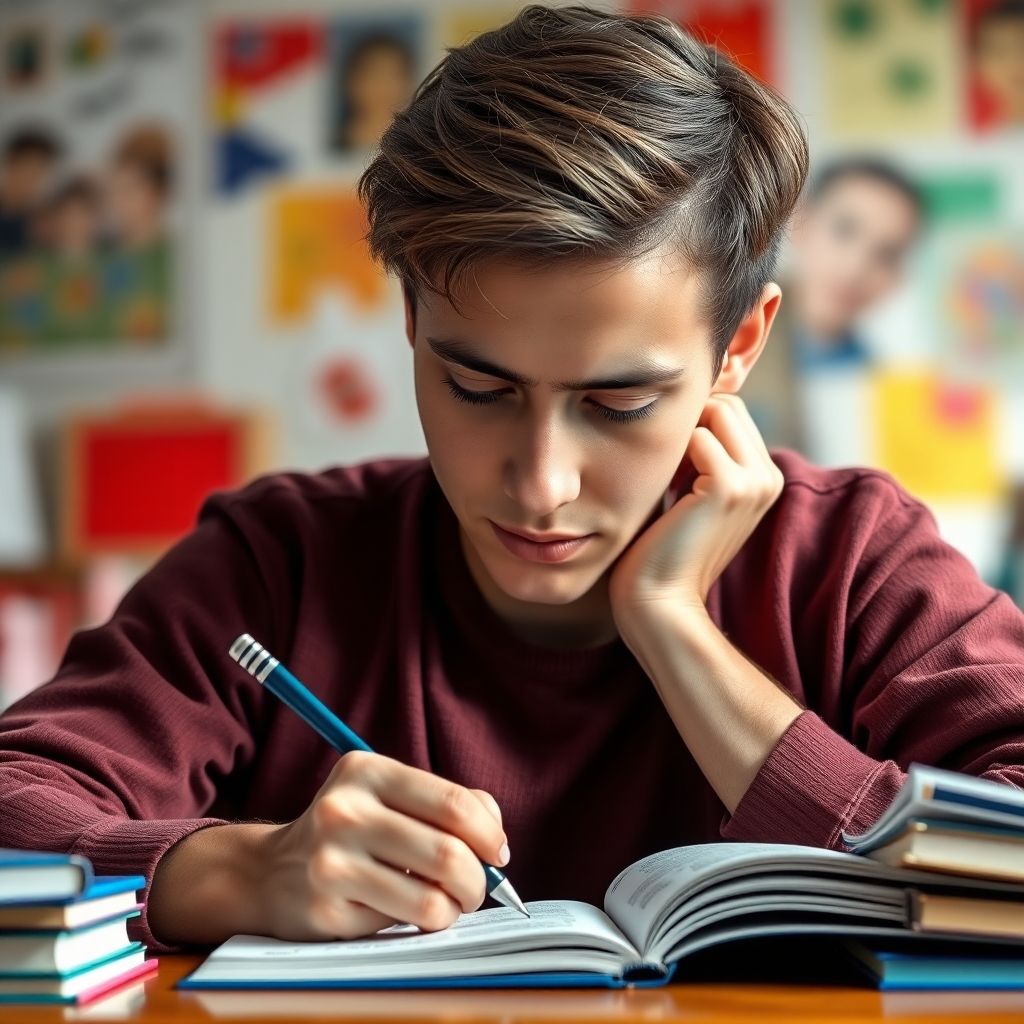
[228,634,527,942]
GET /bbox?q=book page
[189,901,642,983]
[603,843,869,956]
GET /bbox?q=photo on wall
[326,11,424,155]
[0,121,175,350]
[965,0,1024,133]
[0,0,193,359]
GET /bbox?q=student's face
[791,176,919,337]
[975,17,1024,121]
[408,256,733,610]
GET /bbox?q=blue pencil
[228,633,529,919]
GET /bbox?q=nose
[503,413,581,518]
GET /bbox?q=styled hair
[808,157,924,222]
[359,4,808,375]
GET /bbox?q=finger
[360,805,487,913]
[699,395,760,467]
[339,854,463,932]
[707,394,783,499]
[322,899,397,941]
[712,392,773,460]
[363,757,508,868]
[470,789,503,828]
[686,425,737,495]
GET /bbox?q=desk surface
[7,956,1024,1024]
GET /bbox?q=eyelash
[442,376,658,424]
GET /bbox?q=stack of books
[841,764,1024,989]
[0,850,157,1006]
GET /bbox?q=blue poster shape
[217,128,289,196]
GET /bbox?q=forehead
[814,174,918,225]
[419,253,709,358]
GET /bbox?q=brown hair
[359,4,808,375]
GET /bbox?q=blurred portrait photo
[968,0,1024,131]
[328,14,421,154]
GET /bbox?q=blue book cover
[178,963,677,991]
[845,940,1024,991]
[0,944,150,1004]
[17,874,145,907]
[0,850,93,905]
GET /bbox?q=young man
[0,6,1021,953]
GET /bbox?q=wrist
[149,822,279,946]
[615,594,712,653]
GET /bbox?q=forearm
[148,822,279,948]
[618,605,803,814]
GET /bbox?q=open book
[179,842,1024,990]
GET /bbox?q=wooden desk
[6,956,1024,1024]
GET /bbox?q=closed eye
[442,376,658,424]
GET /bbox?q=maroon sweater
[1,450,1022,952]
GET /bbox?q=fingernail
[498,842,510,866]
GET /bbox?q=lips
[489,521,594,564]
[496,524,588,543]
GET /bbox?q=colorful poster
[442,6,523,48]
[965,0,1024,133]
[212,20,321,196]
[217,21,320,90]
[819,0,959,139]
[0,1,191,355]
[268,187,388,326]
[918,171,1001,225]
[924,231,1024,382]
[627,0,775,84]
[872,370,1003,501]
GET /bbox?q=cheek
[599,408,697,519]
[415,379,492,492]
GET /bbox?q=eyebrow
[425,337,686,392]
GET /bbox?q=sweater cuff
[719,710,897,850]
[74,816,229,954]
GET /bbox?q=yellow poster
[442,6,522,48]
[820,0,959,140]
[268,188,388,326]
[872,370,1003,500]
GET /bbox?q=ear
[403,285,416,349]
[712,283,782,395]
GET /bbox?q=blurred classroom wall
[0,0,1022,704]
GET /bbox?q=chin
[485,558,602,606]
